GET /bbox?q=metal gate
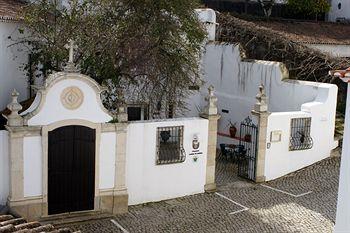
[238,117,258,181]
[48,125,96,215]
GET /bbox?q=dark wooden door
[48,125,95,215]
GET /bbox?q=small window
[156,126,186,165]
[127,104,149,121]
[127,107,142,121]
[289,117,313,151]
[338,2,342,10]
[189,85,200,91]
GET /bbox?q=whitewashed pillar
[333,69,350,233]
[200,86,220,192]
[251,85,270,183]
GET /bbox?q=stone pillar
[5,90,26,217]
[113,109,128,214]
[200,86,220,192]
[251,85,270,183]
[6,89,24,127]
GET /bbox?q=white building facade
[0,65,218,220]
[0,18,29,111]
[330,68,350,233]
[328,0,350,22]
[186,42,338,181]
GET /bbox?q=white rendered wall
[0,22,29,110]
[328,0,350,22]
[187,43,319,145]
[334,84,350,233]
[196,8,216,41]
[99,132,116,190]
[0,131,9,205]
[126,118,208,205]
[23,136,42,197]
[264,83,338,180]
[306,44,350,58]
[28,79,112,125]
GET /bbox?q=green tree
[21,0,206,113]
[287,0,330,20]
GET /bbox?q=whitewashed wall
[328,0,350,22]
[187,43,319,145]
[185,42,337,181]
[196,8,216,41]
[306,43,350,58]
[99,132,116,190]
[23,136,42,197]
[126,118,208,205]
[264,83,338,180]
[0,130,9,205]
[335,85,350,233]
[0,22,29,110]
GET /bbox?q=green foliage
[22,0,205,112]
[287,0,330,17]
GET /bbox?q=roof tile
[0,0,25,21]
[253,20,350,45]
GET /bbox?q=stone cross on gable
[64,39,79,73]
[64,39,78,63]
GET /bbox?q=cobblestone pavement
[67,156,340,233]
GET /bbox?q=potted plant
[244,134,252,142]
[160,130,171,142]
[228,120,237,138]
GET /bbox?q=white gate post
[113,106,129,214]
[251,85,270,183]
[200,86,220,192]
[4,90,27,217]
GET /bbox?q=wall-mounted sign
[189,134,203,156]
[270,130,282,142]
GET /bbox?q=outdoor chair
[219,143,236,161]
[235,145,247,162]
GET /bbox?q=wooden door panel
[48,125,95,215]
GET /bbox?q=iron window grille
[156,126,186,165]
[289,117,313,151]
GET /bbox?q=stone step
[40,211,112,228]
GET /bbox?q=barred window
[289,117,313,151]
[156,126,186,165]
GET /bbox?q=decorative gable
[22,72,112,126]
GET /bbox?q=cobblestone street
[67,157,340,233]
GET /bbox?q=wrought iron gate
[238,117,258,181]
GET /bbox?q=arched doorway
[48,125,95,215]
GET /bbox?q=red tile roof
[252,20,350,45]
[0,0,25,21]
[0,213,79,232]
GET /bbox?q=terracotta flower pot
[229,126,237,138]
[244,134,252,142]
